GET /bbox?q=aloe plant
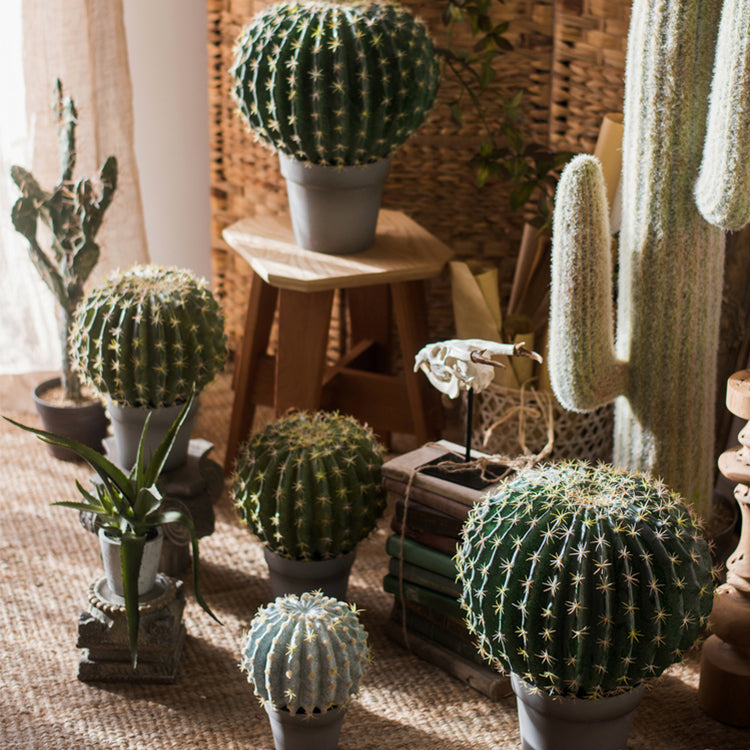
[3,391,221,667]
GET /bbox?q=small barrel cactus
[240,590,370,713]
[232,411,386,560]
[456,461,714,699]
[231,0,440,166]
[70,265,226,408]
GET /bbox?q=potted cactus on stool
[240,590,370,750]
[232,411,386,600]
[231,0,440,254]
[456,461,714,750]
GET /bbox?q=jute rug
[1,373,747,749]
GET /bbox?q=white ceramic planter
[263,547,356,601]
[99,526,164,598]
[265,704,346,750]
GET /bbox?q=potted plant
[69,264,227,472]
[10,79,116,459]
[455,460,714,750]
[4,391,221,668]
[231,0,440,254]
[240,590,370,750]
[232,411,386,600]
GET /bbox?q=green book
[387,558,461,598]
[385,534,457,579]
[382,574,462,619]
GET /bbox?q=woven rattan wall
[208,0,631,355]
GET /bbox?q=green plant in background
[438,0,571,228]
[10,79,118,402]
[548,0,750,517]
[69,265,226,409]
[456,461,714,699]
[231,0,440,166]
[232,411,386,561]
[4,391,221,668]
[240,590,370,713]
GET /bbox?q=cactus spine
[548,0,750,516]
[232,411,386,560]
[70,265,226,408]
[240,590,370,713]
[456,461,714,699]
[231,0,440,166]
[10,79,118,402]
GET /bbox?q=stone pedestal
[77,574,186,683]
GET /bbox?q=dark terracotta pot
[32,377,109,461]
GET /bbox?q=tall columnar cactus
[456,461,714,699]
[231,0,440,166]
[10,79,118,402]
[232,411,386,560]
[69,265,226,409]
[548,0,750,517]
[240,590,370,713]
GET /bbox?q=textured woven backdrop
[0,373,747,749]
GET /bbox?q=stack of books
[381,440,510,700]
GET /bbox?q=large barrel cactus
[456,461,714,699]
[231,0,440,166]
[232,411,386,560]
[70,265,226,408]
[240,590,370,713]
[548,0,750,517]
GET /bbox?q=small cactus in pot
[240,590,370,750]
[70,264,226,471]
[456,461,714,750]
[232,411,386,599]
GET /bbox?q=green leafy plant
[3,391,221,667]
[10,79,118,402]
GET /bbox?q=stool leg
[390,280,442,444]
[276,288,334,415]
[224,271,278,473]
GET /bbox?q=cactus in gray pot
[232,411,386,561]
[456,461,714,699]
[10,79,117,402]
[548,0,750,517]
[231,0,440,166]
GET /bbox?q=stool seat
[221,209,453,472]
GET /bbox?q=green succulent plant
[232,411,386,561]
[240,590,370,713]
[4,391,221,668]
[456,461,714,699]
[69,265,226,409]
[231,0,440,166]
[548,0,750,517]
[10,79,118,402]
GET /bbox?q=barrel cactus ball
[231,0,440,166]
[232,411,386,561]
[456,461,714,699]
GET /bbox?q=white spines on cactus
[240,591,370,714]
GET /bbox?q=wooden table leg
[224,271,278,473]
[390,280,442,444]
[276,287,334,415]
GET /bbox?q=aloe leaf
[142,390,195,487]
[119,532,146,669]
[133,411,153,489]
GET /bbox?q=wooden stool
[221,209,454,472]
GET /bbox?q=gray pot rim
[265,703,347,726]
[33,376,104,410]
[278,151,393,188]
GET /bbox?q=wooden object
[699,370,750,726]
[222,210,452,471]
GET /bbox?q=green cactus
[456,461,714,699]
[231,0,440,166]
[69,265,226,409]
[240,590,370,714]
[10,79,118,402]
[232,411,386,561]
[548,0,750,517]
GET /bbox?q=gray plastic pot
[265,704,346,750]
[511,674,645,750]
[263,547,356,601]
[279,152,392,255]
[98,526,164,599]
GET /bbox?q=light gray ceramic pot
[263,547,357,601]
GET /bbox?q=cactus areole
[456,461,713,700]
[240,590,370,714]
[232,411,386,561]
[231,0,440,166]
[548,0,750,516]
